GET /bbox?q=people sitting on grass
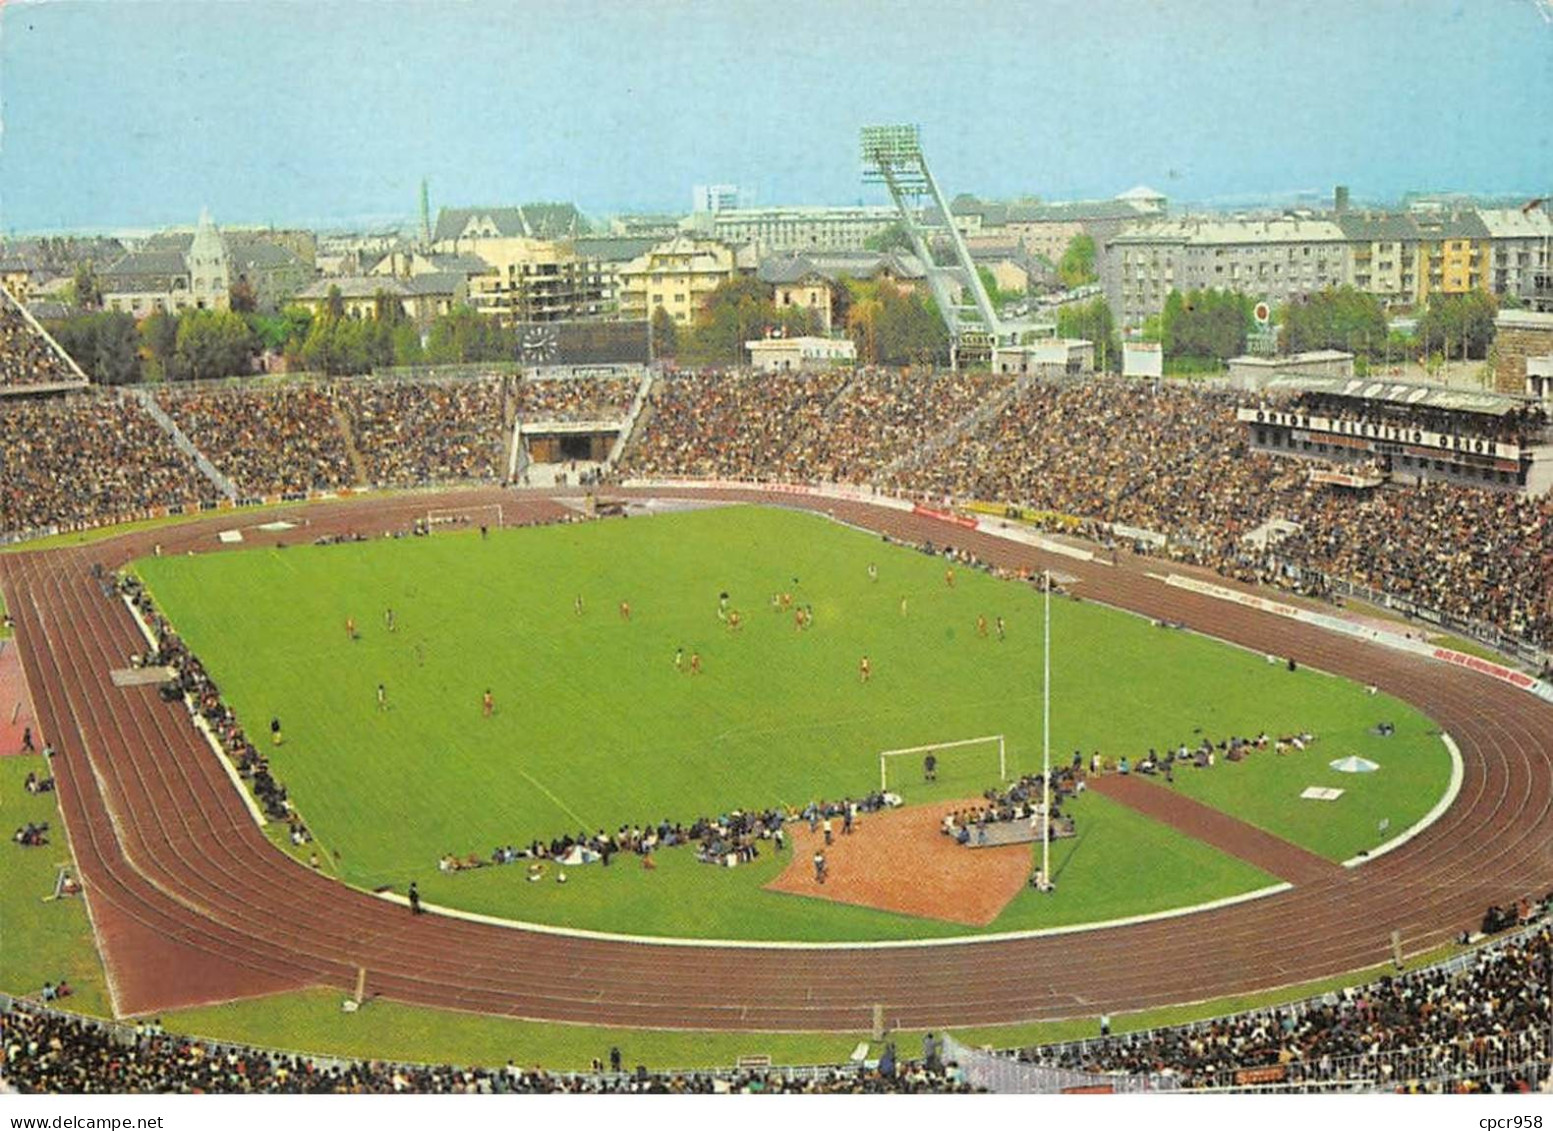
[13,821,49,847]
[451,793,904,877]
[941,767,1082,845]
[24,770,56,794]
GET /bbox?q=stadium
[1,273,1550,1097]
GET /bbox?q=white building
[745,335,856,373]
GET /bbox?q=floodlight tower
[861,124,1005,368]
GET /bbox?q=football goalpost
[426,502,504,532]
[879,734,1005,792]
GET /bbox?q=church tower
[186,208,231,310]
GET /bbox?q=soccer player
[899,596,908,617]
[270,717,283,747]
[689,652,702,675]
[574,595,585,617]
[977,614,988,638]
[859,655,871,683]
[867,562,878,583]
[482,689,494,718]
[619,601,631,621]
[675,647,684,671]
[728,610,742,632]
[376,683,387,711]
[996,616,1006,641]
[945,567,956,589]
[346,616,358,641]
[385,607,396,633]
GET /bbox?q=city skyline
[2,0,1551,234]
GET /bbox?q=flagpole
[1042,568,1051,889]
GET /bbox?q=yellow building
[617,236,736,325]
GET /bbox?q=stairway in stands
[130,388,239,502]
[331,403,369,487]
[882,374,1025,480]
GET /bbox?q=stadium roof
[1264,373,1534,416]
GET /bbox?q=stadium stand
[0,1001,976,1093]
[339,376,506,488]
[514,373,638,422]
[0,393,214,539]
[0,283,86,392]
[996,919,1551,1093]
[155,385,356,498]
[1,326,1550,660]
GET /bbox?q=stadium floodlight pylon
[426,502,504,531]
[861,124,1012,369]
[879,733,1006,792]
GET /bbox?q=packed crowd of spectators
[623,370,849,480]
[157,385,355,498]
[0,394,213,538]
[452,793,897,877]
[1271,483,1553,648]
[2,1002,975,1093]
[339,377,505,487]
[3,351,1551,654]
[117,574,293,822]
[0,294,79,388]
[514,374,637,422]
[789,369,1011,483]
[1011,919,1551,1091]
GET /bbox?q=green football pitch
[132,504,1451,941]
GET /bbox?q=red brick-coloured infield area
[765,800,1032,927]
[0,637,38,756]
[3,484,1550,1030]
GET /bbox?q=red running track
[2,486,1550,1031]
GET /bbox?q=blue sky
[2,0,1549,233]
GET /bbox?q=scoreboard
[513,321,651,366]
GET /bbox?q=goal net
[426,503,504,532]
[879,734,1006,793]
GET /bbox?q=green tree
[1056,297,1122,373]
[1057,233,1097,288]
[139,311,180,380]
[46,311,140,384]
[683,277,780,364]
[174,309,257,380]
[846,283,885,365]
[247,304,313,355]
[1162,288,1252,365]
[873,287,948,366]
[650,306,679,359]
[391,322,424,367]
[1415,290,1497,361]
[71,263,103,310]
[1280,286,1387,359]
[863,221,914,255]
[324,284,345,323]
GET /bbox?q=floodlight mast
[861,124,1005,367]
